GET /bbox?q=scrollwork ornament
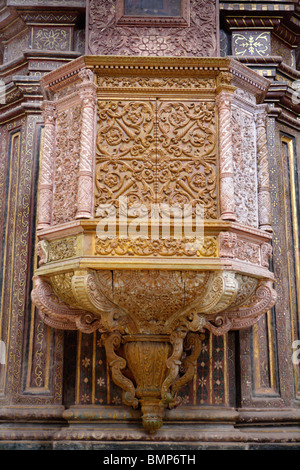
[31,276,99,332]
[101,332,139,409]
[171,332,204,396]
[161,329,186,407]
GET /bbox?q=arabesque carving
[95,98,217,218]
[33,56,275,433]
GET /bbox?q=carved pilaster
[256,105,272,232]
[37,101,56,229]
[76,69,97,219]
[216,91,236,221]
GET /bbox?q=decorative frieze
[97,76,216,90]
[95,236,218,258]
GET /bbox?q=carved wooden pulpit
[32,56,276,433]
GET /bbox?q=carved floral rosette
[32,56,276,433]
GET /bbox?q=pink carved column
[37,101,56,230]
[76,69,97,219]
[256,105,272,232]
[216,91,236,221]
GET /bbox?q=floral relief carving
[231,106,258,228]
[52,105,82,225]
[87,0,217,57]
[95,100,156,209]
[234,239,260,265]
[156,101,217,217]
[219,231,272,267]
[97,76,216,90]
[95,99,217,218]
[48,236,77,262]
[95,236,218,258]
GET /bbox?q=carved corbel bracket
[31,276,103,333]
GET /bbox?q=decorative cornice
[40,55,270,103]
